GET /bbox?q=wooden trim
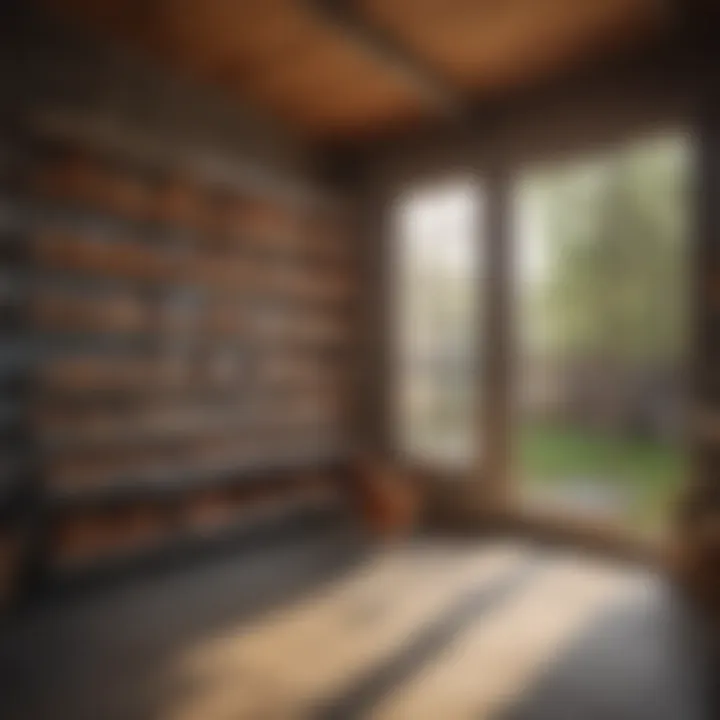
[477,169,512,513]
[495,508,664,567]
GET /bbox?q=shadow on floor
[0,529,715,720]
[312,556,542,720]
[496,579,717,720]
[0,521,368,720]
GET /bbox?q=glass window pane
[392,179,482,468]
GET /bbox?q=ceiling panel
[363,0,667,90]
[42,0,670,143]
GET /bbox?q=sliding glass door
[513,132,692,538]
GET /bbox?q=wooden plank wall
[0,8,356,602]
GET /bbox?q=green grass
[518,423,686,534]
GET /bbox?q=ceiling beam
[315,29,697,174]
[308,0,466,120]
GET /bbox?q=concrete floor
[0,524,715,720]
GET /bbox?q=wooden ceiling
[43,0,670,144]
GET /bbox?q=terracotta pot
[355,459,421,539]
